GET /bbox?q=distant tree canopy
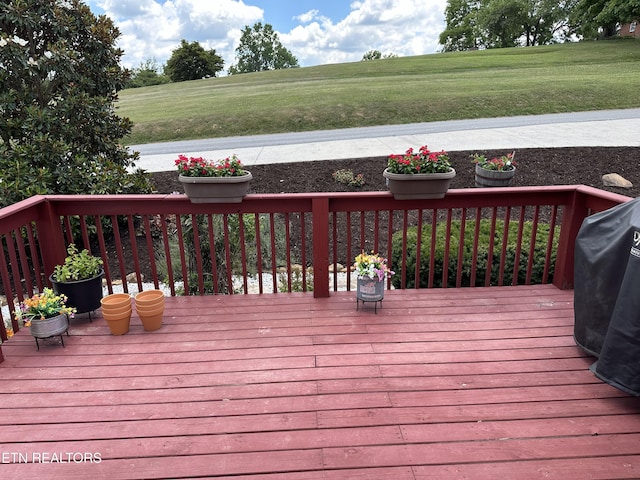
[572,0,640,38]
[126,58,170,89]
[229,22,299,74]
[0,0,151,208]
[165,40,224,82]
[440,0,578,51]
[361,50,398,61]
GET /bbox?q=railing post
[36,199,66,282]
[554,190,589,290]
[312,197,330,298]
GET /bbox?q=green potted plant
[471,151,517,187]
[15,287,76,350]
[383,145,456,199]
[176,154,253,203]
[353,251,394,312]
[49,244,104,315]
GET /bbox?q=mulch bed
[150,147,640,198]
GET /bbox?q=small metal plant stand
[356,276,384,313]
[29,314,70,351]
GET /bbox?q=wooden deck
[1,285,639,479]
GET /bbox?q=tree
[440,0,483,51]
[229,22,299,75]
[573,0,640,38]
[164,40,224,82]
[440,0,576,51]
[362,50,398,61]
[476,0,528,48]
[0,0,152,208]
[126,58,170,89]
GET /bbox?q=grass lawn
[118,40,640,145]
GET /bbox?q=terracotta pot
[103,315,131,335]
[136,304,164,331]
[134,291,165,331]
[100,293,132,335]
[383,168,456,200]
[178,172,253,203]
[100,293,132,310]
[138,312,163,331]
[134,290,165,306]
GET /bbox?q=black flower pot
[50,270,104,314]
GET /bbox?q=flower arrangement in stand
[353,251,394,312]
[15,288,76,326]
[353,251,395,281]
[383,145,456,199]
[175,154,253,203]
[15,288,76,349]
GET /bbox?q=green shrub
[391,219,559,288]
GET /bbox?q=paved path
[131,109,640,173]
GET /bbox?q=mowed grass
[118,40,640,145]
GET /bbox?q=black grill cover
[574,197,640,396]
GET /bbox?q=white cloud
[96,0,447,71]
[284,0,447,66]
[295,9,321,24]
[98,0,263,70]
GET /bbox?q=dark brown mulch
[150,147,640,198]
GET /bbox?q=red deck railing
[0,186,631,344]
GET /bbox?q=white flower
[0,38,7,47]
[28,57,38,66]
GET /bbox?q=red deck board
[1,285,639,479]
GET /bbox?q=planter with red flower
[176,154,253,203]
[383,145,456,199]
[472,151,517,187]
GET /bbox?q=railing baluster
[300,212,308,292]
[543,205,559,284]
[26,223,44,292]
[175,214,189,295]
[526,206,541,285]
[254,213,264,294]
[470,208,482,287]
[512,206,527,286]
[498,207,512,286]
[15,228,34,296]
[206,214,219,295]
[160,214,176,297]
[239,213,249,294]
[442,209,453,288]
[127,215,144,292]
[414,209,423,290]
[222,214,234,295]
[485,208,498,286]
[456,209,467,288]
[142,216,160,290]
[269,213,277,293]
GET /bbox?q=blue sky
[86,0,448,72]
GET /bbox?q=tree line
[127,22,299,88]
[440,0,640,51]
